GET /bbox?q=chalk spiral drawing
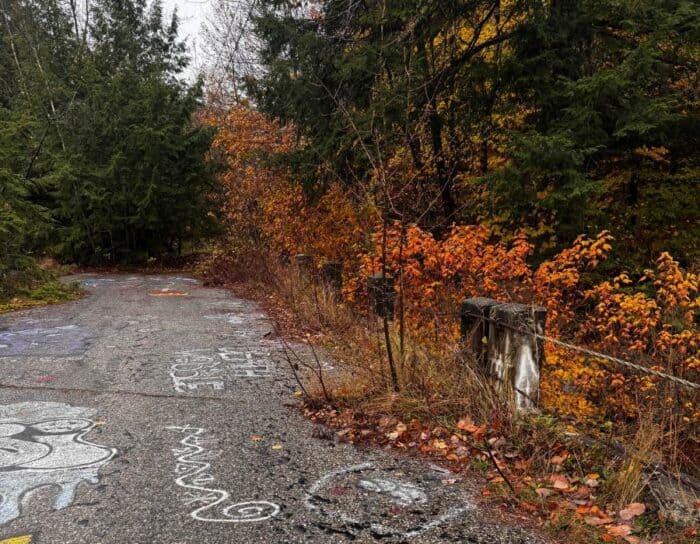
[169,348,274,393]
[167,426,279,523]
[0,402,117,525]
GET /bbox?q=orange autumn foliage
[202,106,367,280]
[204,106,699,431]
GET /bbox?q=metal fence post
[367,274,395,320]
[320,261,343,294]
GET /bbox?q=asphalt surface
[0,274,543,544]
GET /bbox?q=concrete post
[460,298,500,371]
[487,303,547,411]
[320,261,343,293]
[278,250,291,267]
[294,254,313,280]
[367,274,395,320]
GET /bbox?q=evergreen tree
[0,0,218,269]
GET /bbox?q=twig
[483,441,517,496]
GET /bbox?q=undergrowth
[0,261,82,314]
[198,255,699,543]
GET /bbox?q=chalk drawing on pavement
[358,478,427,506]
[79,277,140,289]
[0,325,90,357]
[304,463,474,539]
[167,426,279,523]
[203,314,245,326]
[149,289,189,297]
[0,402,117,526]
[169,348,275,393]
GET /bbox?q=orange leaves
[549,474,570,490]
[207,105,698,435]
[618,503,645,521]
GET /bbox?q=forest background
[1,0,699,539]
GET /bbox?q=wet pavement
[0,274,544,543]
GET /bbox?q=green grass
[0,278,83,314]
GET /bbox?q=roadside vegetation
[1,0,697,541]
[1,0,218,302]
[195,1,698,540]
[197,105,698,543]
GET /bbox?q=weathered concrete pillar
[278,250,291,267]
[320,261,343,293]
[460,297,500,371]
[294,254,313,280]
[367,273,395,320]
[487,303,547,411]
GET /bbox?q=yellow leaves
[633,145,669,164]
[0,537,32,544]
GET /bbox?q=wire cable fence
[400,303,700,391]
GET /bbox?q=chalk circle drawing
[167,426,279,523]
[358,478,427,506]
[169,348,275,393]
[0,402,116,526]
[305,463,475,539]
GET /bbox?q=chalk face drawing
[305,463,474,539]
[169,348,274,393]
[0,325,89,357]
[167,426,279,523]
[0,402,117,526]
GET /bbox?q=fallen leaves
[619,502,645,521]
[301,403,666,543]
[550,474,570,490]
[585,514,614,526]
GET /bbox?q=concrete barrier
[461,298,547,411]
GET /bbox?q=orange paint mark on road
[149,290,189,297]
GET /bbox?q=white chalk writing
[169,348,274,393]
[167,426,279,523]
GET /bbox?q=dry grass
[197,251,699,543]
[607,415,663,509]
[199,253,509,427]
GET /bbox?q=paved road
[0,274,542,544]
